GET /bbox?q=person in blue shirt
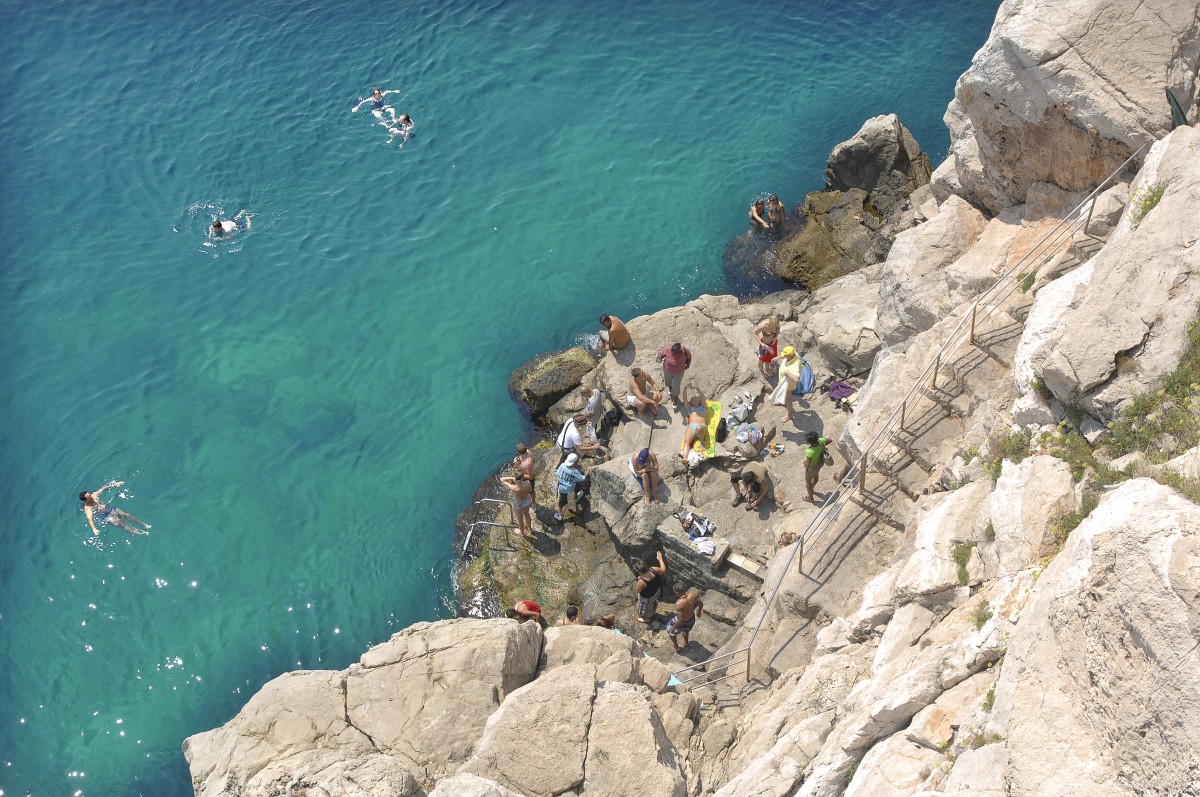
[554,453,590,522]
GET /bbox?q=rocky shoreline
[185,1,1200,794]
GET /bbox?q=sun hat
[565,453,580,466]
[781,345,796,358]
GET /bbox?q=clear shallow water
[0,0,995,793]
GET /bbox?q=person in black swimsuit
[80,481,150,536]
[634,551,667,623]
[352,87,400,122]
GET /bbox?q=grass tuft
[1130,181,1168,224]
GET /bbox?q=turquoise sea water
[0,1,995,793]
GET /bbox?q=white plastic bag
[769,378,789,406]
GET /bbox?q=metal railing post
[899,400,906,431]
[1083,196,1097,236]
[969,305,977,346]
[931,352,941,389]
[858,455,867,494]
[745,646,751,685]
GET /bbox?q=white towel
[694,538,716,556]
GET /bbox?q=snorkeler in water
[351,87,400,122]
[80,481,151,536]
[209,210,254,237]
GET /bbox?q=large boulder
[797,264,884,376]
[775,189,892,288]
[509,346,597,419]
[826,114,933,218]
[938,0,1197,214]
[875,194,987,345]
[1013,126,1200,421]
[986,479,1200,796]
[183,619,543,795]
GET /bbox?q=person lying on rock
[680,385,709,458]
[667,585,703,652]
[596,315,630,353]
[506,599,543,623]
[731,462,774,511]
[634,551,667,624]
[627,367,661,421]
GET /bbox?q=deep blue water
[0,0,996,793]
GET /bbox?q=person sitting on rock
[666,584,703,652]
[556,606,581,626]
[731,462,774,511]
[597,315,630,353]
[629,447,660,506]
[749,198,770,233]
[634,551,667,624]
[627,367,661,421]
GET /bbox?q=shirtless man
[597,315,630,353]
[627,367,661,421]
[80,481,150,536]
[556,606,581,626]
[666,584,703,651]
[209,210,253,237]
[749,198,770,233]
[499,473,534,538]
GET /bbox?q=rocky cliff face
[187,1,1200,794]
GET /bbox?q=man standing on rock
[634,550,667,623]
[553,453,590,522]
[667,584,703,652]
[597,315,630,353]
[656,341,692,406]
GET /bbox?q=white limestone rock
[844,734,945,797]
[1016,126,1200,421]
[941,0,1196,213]
[988,480,1200,796]
[895,481,992,600]
[986,456,1077,577]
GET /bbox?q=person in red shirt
[656,342,692,405]
[506,600,543,623]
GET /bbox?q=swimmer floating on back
[351,87,400,122]
[80,481,151,536]
[209,210,254,237]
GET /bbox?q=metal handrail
[461,498,517,554]
[671,143,1147,690]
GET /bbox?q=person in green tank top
[803,431,830,503]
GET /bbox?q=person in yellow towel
[679,384,709,458]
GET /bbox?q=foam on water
[0,0,996,793]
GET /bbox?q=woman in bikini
[680,384,709,458]
[766,194,785,236]
[351,87,399,122]
[752,313,781,382]
[499,473,535,538]
[749,198,770,233]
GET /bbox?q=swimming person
[749,198,770,233]
[767,194,785,236]
[80,481,150,536]
[209,210,253,237]
[352,87,400,122]
[382,113,414,146]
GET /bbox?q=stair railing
[672,142,1148,691]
